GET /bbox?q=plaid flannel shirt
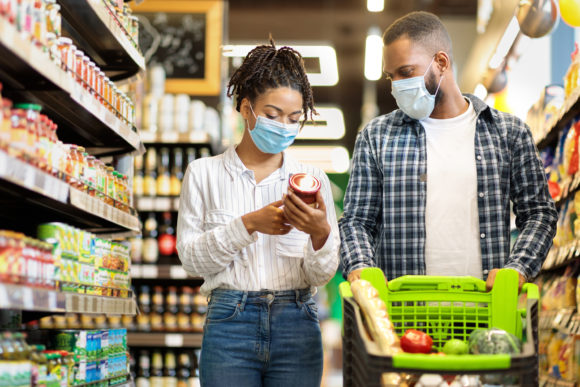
[339,94,558,281]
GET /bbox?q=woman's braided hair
[227,37,316,123]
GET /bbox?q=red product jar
[288,173,320,206]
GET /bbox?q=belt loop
[295,289,301,306]
[240,292,248,312]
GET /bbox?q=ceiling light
[488,16,520,69]
[367,0,384,12]
[364,27,383,81]
[286,146,350,173]
[298,107,345,140]
[222,44,339,86]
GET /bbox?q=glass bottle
[144,148,157,196]
[170,148,183,196]
[150,351,164,387]
[150,286,164,332]
[84,154,97,195]
[136,285,151,332]
[136,350,151,387]
[142,213,159,264]
[158,212,175,258]
[133,154,144,197]
[176,352,191,387]
[0,98,12,150]
[177,286,193,333]
[106,166,115,206]
[9,106,27,159]
[163,286,178,332]
[163,351,177,387]
[156,147,171,196]
[185,147,196,167]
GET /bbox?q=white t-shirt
[420,100,483,278]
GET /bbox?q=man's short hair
[383,11,453,61]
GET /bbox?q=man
[339,11,558,290]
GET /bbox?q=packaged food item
[468,328,521,355]
[350,279,401,355]
[288,173,321,206]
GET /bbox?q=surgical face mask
[247,105,300,154]
[390,57,444,120]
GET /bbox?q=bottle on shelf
[150,351,164,387]
[144,148,157,196]
[158,211,176,258]
[177,286,193,332]
[199,147,211,158]
[136,285,152,332]
[133,153,145,197]
[157,147,171,196]
[170,148,183,196]
[176,352,191,387]
[163,351,178,387]
[136,350,151,387]
[151,286,165,332]
[185,147,196,168]
[163,286,178,332]
[142,213,159,264]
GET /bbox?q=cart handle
[387,274,487,292]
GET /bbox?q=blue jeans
[200,288,323,387]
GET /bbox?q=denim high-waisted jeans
[200,288,323,387]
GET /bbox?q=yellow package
[549,333,565,375]
[559,334,574,380]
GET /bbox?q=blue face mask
[247,105,300,154]
[391,57,444,120]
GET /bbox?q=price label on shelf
[0,285,9,308]
[22,288,34,309]
[189,131,209,143]
[155,197,171,211]
[165,334,184,347]
[170,266,188,279]
[131,265,142,278]
[137,197,154,211]
[142,265,158,278]
[161,132,179,143]
[48,292,57,310]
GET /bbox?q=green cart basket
[339,268,539,386]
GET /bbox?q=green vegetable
[442,339,469,355]
[468,328,521,355]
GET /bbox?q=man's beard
[425,70,444,107]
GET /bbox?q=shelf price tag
[155,197,171,211]
[0,285,9,308]
[23,288,34,309]
[131,265,142,278]
[170,266,187,279]
[161,132,179,143]
[165,334,184,347]
[142,266,158,278]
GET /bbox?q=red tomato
[400,329,433,354]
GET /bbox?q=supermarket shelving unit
[0,1,146,385]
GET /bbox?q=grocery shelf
[59,0,145,80]
[536,87,580,151]
[140,131,211,145]
[541,239,578,273]
[78,374,131,387]
[539,309,577,334]
[135,196,180,212]
[65,292,136,315]
[131,264,202,281]
[0,283,65,313]
[0,16,144,157]
[0,151,141,235]
[127,332,203,348]
[539,375,575,387]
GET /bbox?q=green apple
[442,339,469,355]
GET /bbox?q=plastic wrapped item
[468,328,521,355]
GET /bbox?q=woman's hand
[242,200,293,235]
[283,190,331,250]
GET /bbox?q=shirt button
[478,192,485,198]
[476,155,482,161]
[483,269,489,274]
[480,233,486,239]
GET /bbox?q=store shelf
[78,374,131,387]
[140,131,211,145]
[0,16,144,157]
[135,196,180,212]
[539,309,577,334]
[0,151,141,234]
[127,332,203,348]
[131,264,201,280]
[59,0,145,80]
[536,87,580,151]
[65,293,136,315]
[542,239,579,272]
[539,375,576,387]
[0,283,65,313]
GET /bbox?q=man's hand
[241,200,292,235]
[283,190,331,251]
[347,268,364,283]
[485,268,526,292]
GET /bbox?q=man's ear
[434,51,451,74]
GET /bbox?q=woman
[176,39,339,387]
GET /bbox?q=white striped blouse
[176,145,340,296]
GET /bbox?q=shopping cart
[339,268,539,386]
